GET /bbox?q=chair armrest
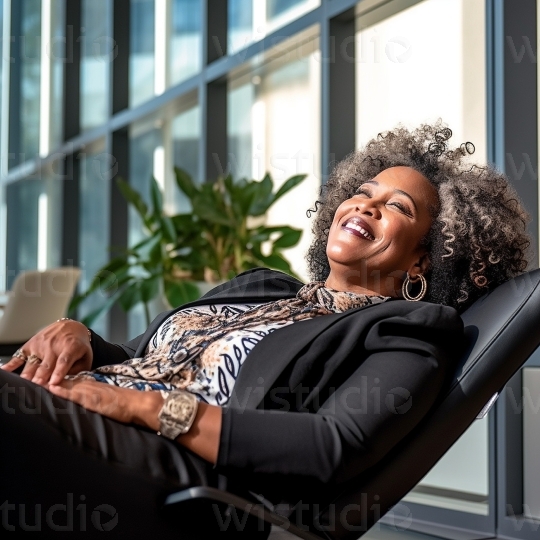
[164,486,324,540]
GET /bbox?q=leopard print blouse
[70,282,389,405]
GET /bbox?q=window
[9,0,42,167]
[130,0,155,107]
[227,29,321,279]
[228,0,320,54]
[355,0,489,515]
[78,140,110,336]
[80,0,110,130]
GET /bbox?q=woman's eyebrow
[394,188,418,212]
[364,180,418,212]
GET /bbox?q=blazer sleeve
[216,303,464,487]
[90,330,134,369]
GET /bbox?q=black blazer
[90,268,465,506]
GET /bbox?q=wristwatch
[157,390,199,439]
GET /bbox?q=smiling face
[325,166,439,297]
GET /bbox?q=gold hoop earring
[402,273,427,301]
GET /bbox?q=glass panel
[0,0,4,158]
[171,105,201,212]
[228,0,253,54]
[228,0,319,54]
[228,83,255,181]
[355,0,488,513]
[5,171,62,288]
[356,0,486,163]
[267,0,310,20]
[169,0,202,86]
[227,33,321,280]
[49,0,65,150]
[6,180,40,285]
[128,118,163,336]
[79,140,110,336]
[80,0,109,130]
[41,166,63,271]
[11,0,42,165]
[130,0,155,107]
[523,367,540,519]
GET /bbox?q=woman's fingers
[49,379,129,421]
[0,355,26,372]
[31,351,59,386]
[2,320,94,387]
[19,355,41,381]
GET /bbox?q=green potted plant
[71,169,306,327]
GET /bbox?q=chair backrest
[0,267,81,343]
[312,269,540,540]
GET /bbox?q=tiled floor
[269,524,444,540]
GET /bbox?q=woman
[0,123,530,537]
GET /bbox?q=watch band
[157,390,199,439]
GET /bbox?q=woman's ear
[409,253,431,278]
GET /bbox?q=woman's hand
[49,379,163,431]
[0,319,93,386]
[50,379,222,464]
[49,378,163,429]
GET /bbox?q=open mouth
[342,217,375,240]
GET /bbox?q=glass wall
[170,102,201,212]
[128,116,163,336]
[227,30,320,280]
[80,0,109,130]
[355,0,489,514]
[523,367,540,520]
[169,0,201,87]
[48,0,65,151]
[131,0,202,105]
[78,139,110,336]
[5,166,62,288]
[9,0,42,167]
[228,0,320,54]
[356,0,486,160]
[1,2,537,536]
[0,0,4,163]
[228,0,253,54]
[130,0,155,107]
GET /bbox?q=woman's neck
[324,272,390,296]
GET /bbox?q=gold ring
[27,354,42,366]
[13,348,27,362]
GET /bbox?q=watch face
[158,390,198,439]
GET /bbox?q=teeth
[345,222,374,240]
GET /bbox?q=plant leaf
[118,283,143,311]
[249,173,275,216]
[174,167,199,199]
[253,252,293,274]
[161,215,177,244]
[272,228,303,249]
[116,178,149,221]
[150,176,163,220]
[191,197,233,226]
[164,279,201,307]
[79,293,122,327]
[274,174,307,202]
[140,275,161,303]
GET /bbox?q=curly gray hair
[306,122,531,311]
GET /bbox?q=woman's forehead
[365,167,439,207]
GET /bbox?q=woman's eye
[389,201,412,215]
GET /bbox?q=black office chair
[164,269,540,540]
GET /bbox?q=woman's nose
[356,200,382,219]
